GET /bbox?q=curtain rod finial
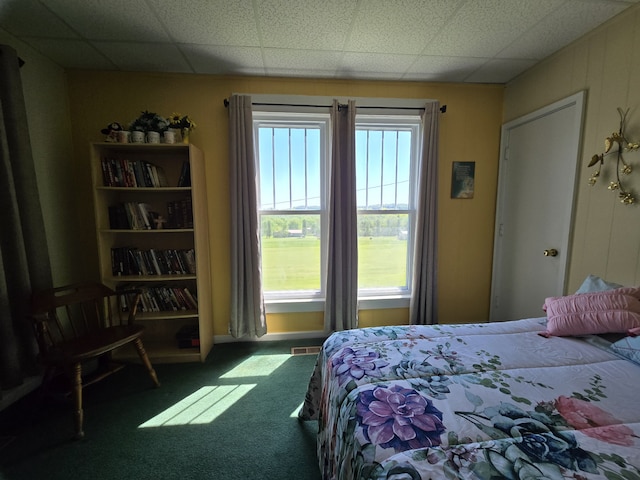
[440,105,447,113]
[223,98,229,107]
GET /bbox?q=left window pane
[255,117,327,297]
[258,126,321,210]
[260,214,321,292]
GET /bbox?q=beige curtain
[409,101,440,325]
[228,95,266,338]
[324,99,358,332]
[0,45,52,395]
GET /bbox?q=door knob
[543,248,558,257]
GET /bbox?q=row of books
[111,247,196,276]
[117,286,198,313]
[167,197,193,229]
[101,158,168,187]
[107,200,192,230]
[108,202,158,230]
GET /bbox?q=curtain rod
[223,98,446,113]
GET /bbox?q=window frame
[253,111,330,307]
[355,115,421,300]
[249,96,427,313]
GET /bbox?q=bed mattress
[299,318,640,480]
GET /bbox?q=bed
[299,285,640,480]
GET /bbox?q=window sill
[264,294,410,314]
[359,295,410,310]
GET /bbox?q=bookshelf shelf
[104,274,198,282]
[136,310,200,321]
[90,142,213,363]
[95,186,192,192]
[100,229,195,233]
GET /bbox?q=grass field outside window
[261,235,408,292]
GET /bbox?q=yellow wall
[65,72,503,336]
[504,3,640,292]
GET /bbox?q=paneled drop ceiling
[1,0,638,83]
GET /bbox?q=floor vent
[291,346,322,356]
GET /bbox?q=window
[253,102,422,310]
[254,112,329,301]
[356,117,420,297]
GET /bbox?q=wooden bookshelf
[90,142,213,363]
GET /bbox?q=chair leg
[71,362,84,439]
[133,338,160,388]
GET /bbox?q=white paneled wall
[504,3,640,291]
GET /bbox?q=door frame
[490,91,586,321]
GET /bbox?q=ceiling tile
[256,0,357,50]
[263,48,342,72]
[266,68,337,78]
[94,41,192,73]
[338,52,416,78]
[42,0,171,42]
[0,0,79,38]
[404,55,488,82]
[21,38,116,69]
[464,58,537,83]
[181,44,265,75]
[498,0,634,59]
[422,0,563,58]
[345,0,464,54]
[339,70,406,80]
[146,0,260,46]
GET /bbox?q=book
[183,287,198,309]
[177,161,191,187]
[132,160,146,187]
[175,325,200,348]
[136,203,153,230]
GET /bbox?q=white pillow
[575,275,623,294]
[610,334,640,365]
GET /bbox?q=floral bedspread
[299,318,640,480]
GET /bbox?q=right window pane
[356,122,417,293]
[357,213,409,289]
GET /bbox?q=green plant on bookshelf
[129,111,169,133]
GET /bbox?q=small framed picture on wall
[451,161,475,199]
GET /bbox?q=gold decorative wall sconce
[588,107,639,205]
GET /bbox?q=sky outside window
[258,126,321,210]
[356,128,412,210]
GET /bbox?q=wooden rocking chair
[28,282,160,439]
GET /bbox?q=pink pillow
[542,289,640,336]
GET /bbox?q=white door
[490,92,585,322]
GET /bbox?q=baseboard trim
[0,375,41,412]
[214,330,327,344]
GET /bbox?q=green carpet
[0,339,324,480]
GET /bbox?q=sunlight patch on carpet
[290,401,305,418]
[138,384,256,428]
[220,353,290,378]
